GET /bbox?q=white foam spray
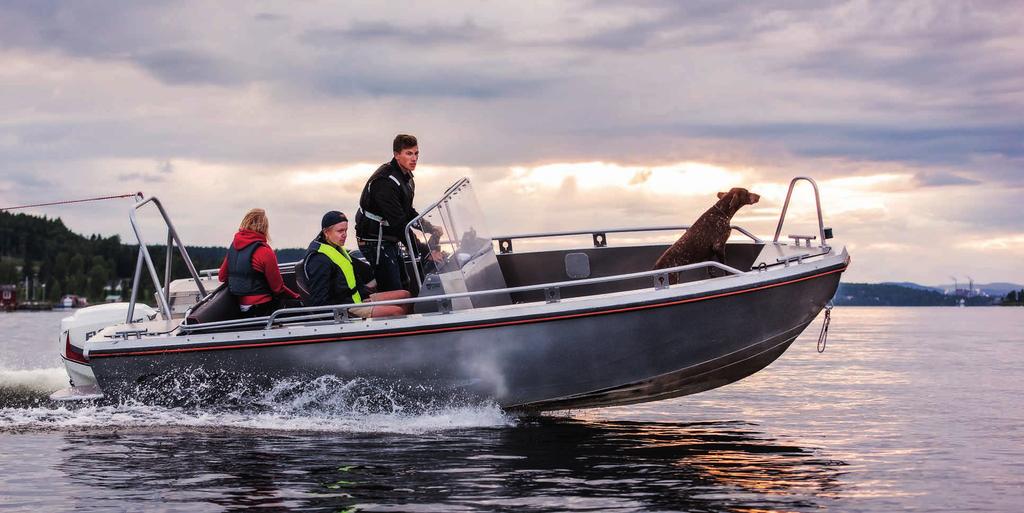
[0,402,514,434]
[0,367,68,395]
[0,372,516,434]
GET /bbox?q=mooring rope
[0,192,143,211]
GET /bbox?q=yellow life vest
[317,243,362,304]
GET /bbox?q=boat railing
[126,196,208,323]
[196,226,762,278]
[773,177,831,248]
[177,260,744,334]
[404,178,769,282]
[491,225,764,254]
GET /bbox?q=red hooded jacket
[218,229,299,305]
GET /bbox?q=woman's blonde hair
[239,208,270,241]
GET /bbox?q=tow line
[1,192,143,211]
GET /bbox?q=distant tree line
[1002,290,1024,306]
[0,211,301,304]
[833,283,1000,307]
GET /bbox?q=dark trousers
[242,298,281,318]
[359,240,406,292]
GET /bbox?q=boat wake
[0,367,69,407]
[0,369,514,434]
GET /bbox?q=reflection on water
[4,308,1023,512]
[51,417,842,512]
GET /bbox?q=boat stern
[50,302,157,401]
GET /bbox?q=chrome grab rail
[773,177,828,247]
[178,260,744,333]
[492,225,763,254]
[126,196,207,322]
[404,177,472,287]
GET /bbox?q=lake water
[1,307,1021,512]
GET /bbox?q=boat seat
[294,259,313,305]
[184,283,241,325]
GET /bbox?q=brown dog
[654,188,760,279]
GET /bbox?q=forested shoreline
[832,283,1016,307]
[0,211,302,303]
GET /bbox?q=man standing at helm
[355,134,441,293]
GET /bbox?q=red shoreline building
[0,285,16,311]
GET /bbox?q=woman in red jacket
[217,208,300,317]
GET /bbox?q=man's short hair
[393,134,418,153]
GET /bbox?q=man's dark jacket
[355,159,420,242]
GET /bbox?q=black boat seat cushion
[294,259,313,305]
[184,283,240,325]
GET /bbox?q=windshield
[409,179,511,309]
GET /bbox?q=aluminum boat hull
[83,257,846,411]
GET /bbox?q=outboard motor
[58,302,158,388]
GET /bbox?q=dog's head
[716,188,760,214]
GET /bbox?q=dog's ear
[717,192,726,199]
[729,191,743,211]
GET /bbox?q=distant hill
[880,282,943,293]
[881,281,1024,297]
[276,248,307,264]
[834,283,1004,306]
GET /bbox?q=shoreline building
[0,284,16,311]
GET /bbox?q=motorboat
[58,294,89,309]
[51,177,849,411]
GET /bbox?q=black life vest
[355,160,415,241]
[226,242,271,296]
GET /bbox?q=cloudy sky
[1,0,1021,285]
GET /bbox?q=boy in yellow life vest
[301,211,412,318]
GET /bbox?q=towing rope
[0,192,143,211]
[817,301,833,353]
